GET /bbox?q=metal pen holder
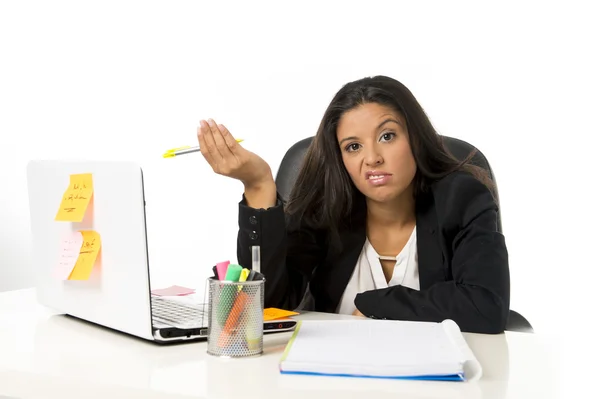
[206,276,265,357]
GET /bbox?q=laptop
[26,159,296,343]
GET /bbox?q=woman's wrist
[243,178,277,209]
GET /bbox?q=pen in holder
[207,276,265,357]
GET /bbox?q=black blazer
[237,171,510,334]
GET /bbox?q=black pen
[247,270,265,281]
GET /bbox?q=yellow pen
[237,268,250,292]
[163,139,244,158]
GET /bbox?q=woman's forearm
[243,178,277,209]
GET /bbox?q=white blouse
[337,226,420,315]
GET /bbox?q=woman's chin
[364,189,399,204]
[360,181,413,205]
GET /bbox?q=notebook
[279,319,482,381]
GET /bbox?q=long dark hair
[285,75,493,241]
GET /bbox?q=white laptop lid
[26,159,154,340]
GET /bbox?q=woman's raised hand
[197,119,273,190]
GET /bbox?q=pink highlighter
[215,261,230,280]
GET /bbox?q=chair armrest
[506,309,534,333]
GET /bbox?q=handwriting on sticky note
[151,285,196,296]
[68,230,101,280]
[263,308,299,321]
[55,174,94,222]
[55,232,84,280]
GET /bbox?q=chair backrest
[275,135,502,233]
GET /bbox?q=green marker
[216,264,243,326]
[224,263,242,282]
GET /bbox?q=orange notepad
[263,308,299,321]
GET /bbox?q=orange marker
[217,290,250,348]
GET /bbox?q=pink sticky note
[216,261,230,280]
[151,285,196,296]
[55,231,84,280]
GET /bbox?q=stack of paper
[279,319,482,381]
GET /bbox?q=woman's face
[336,102,417,204]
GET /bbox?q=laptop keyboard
[151,296,207,330]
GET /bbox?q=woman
[197,75,510,334]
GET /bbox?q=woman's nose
[364,149,383,166]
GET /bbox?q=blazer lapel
[416,193,446,290]
[316,222,366,313]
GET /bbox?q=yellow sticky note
[263,308,299,321]
[68,230,101,280]
[55,174,94,222]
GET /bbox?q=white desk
[0,288,560,399]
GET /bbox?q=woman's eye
[380,132,396,142]
[345,143,360,152]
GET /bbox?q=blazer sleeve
[237,194,326,310]
[354,172,510,334]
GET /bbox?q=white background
[1,0,598,376]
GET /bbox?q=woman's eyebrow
[339,136,359,146]
[376,118,403,130]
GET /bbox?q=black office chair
[275,135,534,333]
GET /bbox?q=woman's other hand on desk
[197,119,276,209]
[353,308,365,317]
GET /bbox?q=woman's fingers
[218,123,240,155]
[199,119,222,162]
[207,118,234,160]
[197,123,216,168]
[198,118,244,176]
